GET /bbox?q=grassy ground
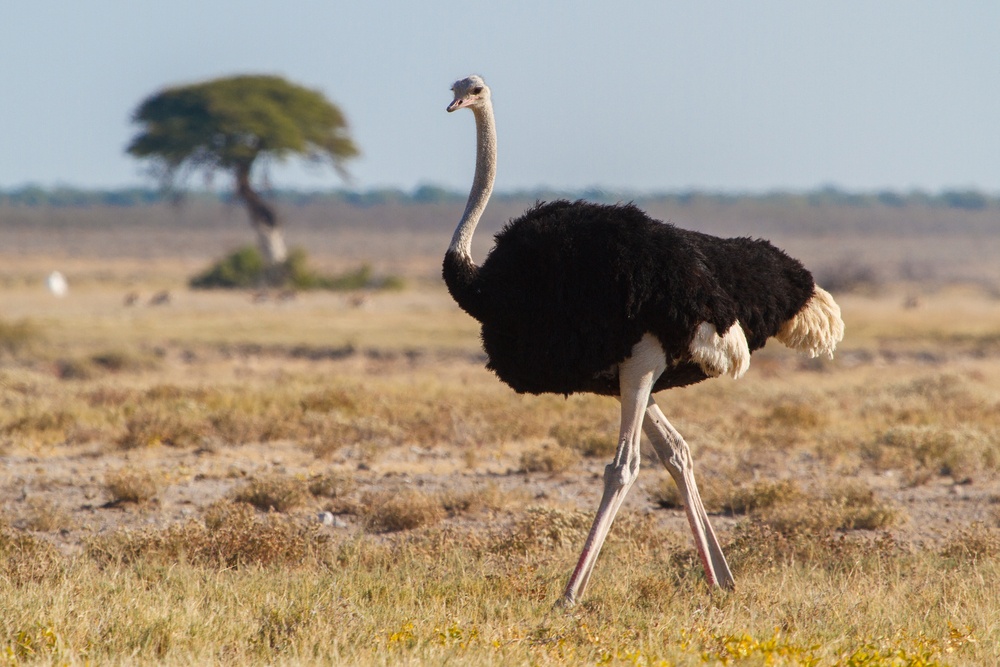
[2,248,1000,664]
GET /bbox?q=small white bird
[46,271,68,297]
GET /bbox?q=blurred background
[1,2,998,293]
[2,1,999,194]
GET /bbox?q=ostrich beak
[447,98,466,113]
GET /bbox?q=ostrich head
[447,75,490,112]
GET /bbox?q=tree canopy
[127,74,359,183]
[127,74,360,268]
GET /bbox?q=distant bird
[346,293,369,309]
[442,75,844,606]
[148,290,171,306]
[46,271,68,297]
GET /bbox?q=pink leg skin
[561,336,664,607]
[642,400,734,589]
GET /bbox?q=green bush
[190,245,267,289]
[190,245,404,291]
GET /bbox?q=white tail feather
[689,322,750,379]
[775,286,844,358]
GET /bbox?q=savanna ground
[1,198,1000,665]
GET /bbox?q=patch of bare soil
[3,350,997,562]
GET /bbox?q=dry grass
[359,488,447,533]
[867,423,1000,482]
[104,468,159,504]
[0,511,996,665]
[117,404,209,449]
[940,522,1000,562]
[759,479,901,534]
[0,317,41,356]
[491,506,592,556]
[307,470,357,499]
[549,422,618,458]
[518,441,580,473]
[16,499,74,533]
[0,519,64,586]
[652,477,900,534]
[86,501,328,569]
[2,241,1000,663]
[231,475,313,513]
[438,482,514,516]
[56,348,162,380]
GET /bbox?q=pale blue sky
[2,1,999,193]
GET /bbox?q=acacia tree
[127,74,359,268]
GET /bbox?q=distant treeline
[1,183,997,211]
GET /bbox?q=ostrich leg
[642,400,734,589]
[561,335,666,606]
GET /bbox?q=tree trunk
[235,164,288,266]
[253,223,288,267]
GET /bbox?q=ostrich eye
[472,86,483,95]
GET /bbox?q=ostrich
[443,75,844,606]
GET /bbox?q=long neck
[448,102,497,262]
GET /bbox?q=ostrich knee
[604,453,640,492]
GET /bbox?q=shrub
[723,480,803,515]
[827,480,900,530]
[650,478,684,510]
[117,407,207,449]
[308,471,358,514]
[940,523,1000,562]
[765,402,826,429]
[757,479,899,534]
[491,506,591,556]
[549,423,616,458]
[438,483,510,516]
[190,245,266,289]
[90,349,160,373]
[359,488,445,533]
[87,501,326,568]
[654,477,898,534]
[299,388,358,414]
[190,245,404,291]
[865,425,1000,481]
[105,469,159,504]
[19,499,74,532]
[232,475,312,513]
[1,409,77,438]
[0,519,63,584]
[307,471,357,499]
[720,520,902,576]
[651,478,801,515]
[57,350,160,380]
[518,442,579,474]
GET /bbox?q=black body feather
[443,200,815,396]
